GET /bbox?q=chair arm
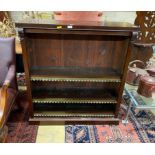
[4,64,15,87]
[0,83,9,129]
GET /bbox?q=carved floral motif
[135,11,155,43]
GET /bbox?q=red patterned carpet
[65,105,155,143]
[65,124,141,143]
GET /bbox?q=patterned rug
[65,106,155,143]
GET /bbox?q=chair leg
[0,126,8,143]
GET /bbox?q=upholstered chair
[0,37,18,142]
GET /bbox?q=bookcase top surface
[15,19,139,31]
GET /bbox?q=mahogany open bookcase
[16,20,139,124]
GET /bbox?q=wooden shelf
[33,102,116,117]
[30,117,119,124]
[33,98,117,104]
[32,85,118,99]
[33,111,115,118]
[31,81,119,104]
[32,104,117,123]
[31,76,121,83]
[30,67,121,81]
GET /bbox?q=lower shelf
[31,111,118,124]
[33,111,115,118]
[30,117,119,124]
[31,101,118,124]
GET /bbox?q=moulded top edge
[15,19,140,31]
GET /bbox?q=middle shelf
[33,98,117,104]
[31,80,120,104]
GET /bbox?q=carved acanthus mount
[135,11,155,44]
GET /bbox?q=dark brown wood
[16,20,139,124]
[16,19,140,31]
[18,29,33,117]
[23,28,132,37]
[130,11,155,62]
[29,117,119,125]
[115,39,131,117]
[135,11,155,44]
